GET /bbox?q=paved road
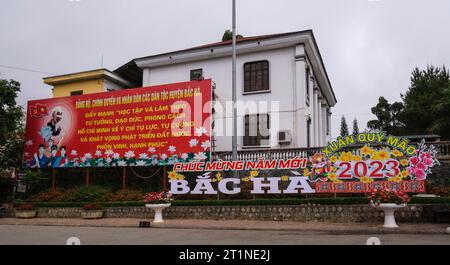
[0,225,449,245]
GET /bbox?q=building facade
[131,30,336,151]
[44,68,135,98]
[43,30,337,152]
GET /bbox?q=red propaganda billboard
[23,80,212,168]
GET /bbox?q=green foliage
[352,118,359,136]
[61,186,111,202]
[15,196,450,208]
[401,66,450,139]
[28,187,143,203]
[368,65,450,139]
[339,116,349,137]
[367,96,405,135]
[0,78,25,169]
[221,30,243,41]
[22,170,49,194]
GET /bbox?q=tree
[352,118,359,136]
[221,30,243,41]
[401,65,450,139]
[340,116,349,137]
[0,78,25,169]
[367,96,405,135]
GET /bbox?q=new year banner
[23,80,212,168]
[170,132,439,194]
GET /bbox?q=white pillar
[320,100,328,145]
[294,45,307,148]
[313,88,319,147]
[318,96,324,146]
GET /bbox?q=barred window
[70,90,83,96]
[190,69,203,81]
[244,61,269,93]
[244,114,270,147]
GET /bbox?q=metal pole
[85,168,90,187]
[232,0,238,178]
[122,167,126,192]
[163,166,167,192]
[52,169,56,191]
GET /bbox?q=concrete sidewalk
[1,218,449,235]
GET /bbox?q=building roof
[133,31,311,61]
[114,30,337,105]
[43,68,135,88]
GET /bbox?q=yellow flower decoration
[168,171,179,180]
[392,149,403,157]
[400,159,409,166]
[331,167,337,172]
[360,176,374,183]
[360,145,372,156]
[249,170,259,178]
[242,177,249,182]
[328,172,338,181]
[330,155,338,163]
[176,173,185,180]
[376,150,390,161]
[303,168,310,176]
[369,150,377,159]
[352,155,362,161]
[281,175,289,181]
[339,151,353,162]
[400,170,409,179]
[215,172,222,181]
[388,176,402,183]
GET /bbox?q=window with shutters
[244,60,269,93]
[243,114,270,147]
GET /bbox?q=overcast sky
[1,0,449,138]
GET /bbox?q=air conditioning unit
[278,130,291,144]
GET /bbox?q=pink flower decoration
[409,157,419,165]
[416,162,427,171]
[420,152,431,160]
[415,169,427,180]
[423,158,433,166]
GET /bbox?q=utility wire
[0,64,56,75]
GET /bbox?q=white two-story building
[116,30,337,152]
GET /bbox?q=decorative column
[321,100,328,145]
[313,88,319,147]
[294,44,307,147]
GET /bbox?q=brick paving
[0,218,449,234]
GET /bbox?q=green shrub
[61,186,111,202]
[102,190,144,202]
[16,196,450,208]
[28,189,65,202]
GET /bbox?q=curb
[1,220,447,235]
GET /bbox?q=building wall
[142,46,330,151]
[16,204,447,223]
[52,79,105,98]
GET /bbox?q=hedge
[14,196,450,208]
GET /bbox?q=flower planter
[145,203,171,223]
[15,210,37,219]
[375,203,406,228]
[81,210,104,219]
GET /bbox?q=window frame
[243,113,271,148]
[243,60,270,94]
[190,68,203,81]
[305,67,310,106]
[70,90,83,96]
